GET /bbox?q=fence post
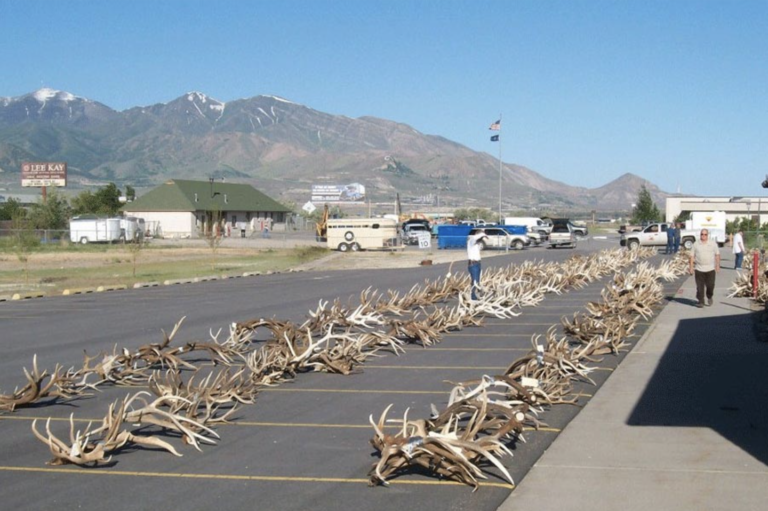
[753,251,760,299]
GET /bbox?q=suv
[470,227,530,250]
[548,218,576,248]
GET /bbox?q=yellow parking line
[3,415,561,433]
[428,347,531,351]
[366,365,506,370]
[0,466,514,489]
[263,388,447,395]
[449,333,537,337]
[493,323,561,326]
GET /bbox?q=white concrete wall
[129,211,196,238]
[666,196,768,225]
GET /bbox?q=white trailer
[69,217,123,244]
[120,217,145,242]
[326,218,399,252]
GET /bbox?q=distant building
[122,179,291,238]
[666,196,768,225]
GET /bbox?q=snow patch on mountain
[264,95,296,105]
[33,88,79,103]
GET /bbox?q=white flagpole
[498,114,503,224]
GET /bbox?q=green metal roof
[122,179,291,213]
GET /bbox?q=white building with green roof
[122,179,291,238]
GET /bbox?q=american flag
[489,120,501,131]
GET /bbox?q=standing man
[674,222,682,253]
[732,228,745,269]
[665,223,675,254]
[689,229,721,308]
[467,229,488,300]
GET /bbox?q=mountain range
[0,88,673,211]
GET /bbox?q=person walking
[665,223,675,254]
[467,229,488,301]
[732,228,745,269]
[673,222,682,253]
[689,229,721,307]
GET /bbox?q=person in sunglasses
[689,229,721,307]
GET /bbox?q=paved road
[0,236,676,510]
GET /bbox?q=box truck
[685,211,726,246]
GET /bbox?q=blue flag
[490,135,499,142]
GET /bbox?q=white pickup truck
[620,222,724,250]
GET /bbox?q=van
[326,218,399,252]
[504,217,551,235]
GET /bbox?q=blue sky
[2,0,766,197]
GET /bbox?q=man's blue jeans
[468,261,481,300]
[735,252,745,269]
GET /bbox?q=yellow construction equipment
[315,203,329,241]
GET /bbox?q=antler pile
[369,252,690,489]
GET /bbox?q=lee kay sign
[21,162,67,187]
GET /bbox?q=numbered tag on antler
[535,344,544,366]
[521,377,539,388]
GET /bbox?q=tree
[631,185,661,224]
[453,208,499,224]
[125,185,136,201]
[198,208,223,271]
[11,210,39,285]
[0,198,25,221]
[71,183,122,216]
[27,189,71,230]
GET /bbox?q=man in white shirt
[467,229,488,300]
[689,229,721,307]
[732,228,745,269]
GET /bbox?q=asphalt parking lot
[0,238,681,510]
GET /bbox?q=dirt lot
[0,238,471,273]
[0,235,491,296]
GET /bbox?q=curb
[133,282,160,289]
[3,268,305,302]
[62,287,97,296]
[96,285,128,293]
[12,291,46,300]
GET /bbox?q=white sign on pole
[417,232,431,249]
[302,201,316,214]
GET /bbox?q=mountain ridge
[0,88,674,211]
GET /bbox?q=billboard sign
[21,162,67,187]
[311,183,366,203]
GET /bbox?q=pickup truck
[620,222,724,250]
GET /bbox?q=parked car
[470,227,530,250]
[569,221,588,237]
[548,218,577,248]
[402,223,431,245]
[618,224,642,234]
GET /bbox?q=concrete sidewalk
[500,257,768,510]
